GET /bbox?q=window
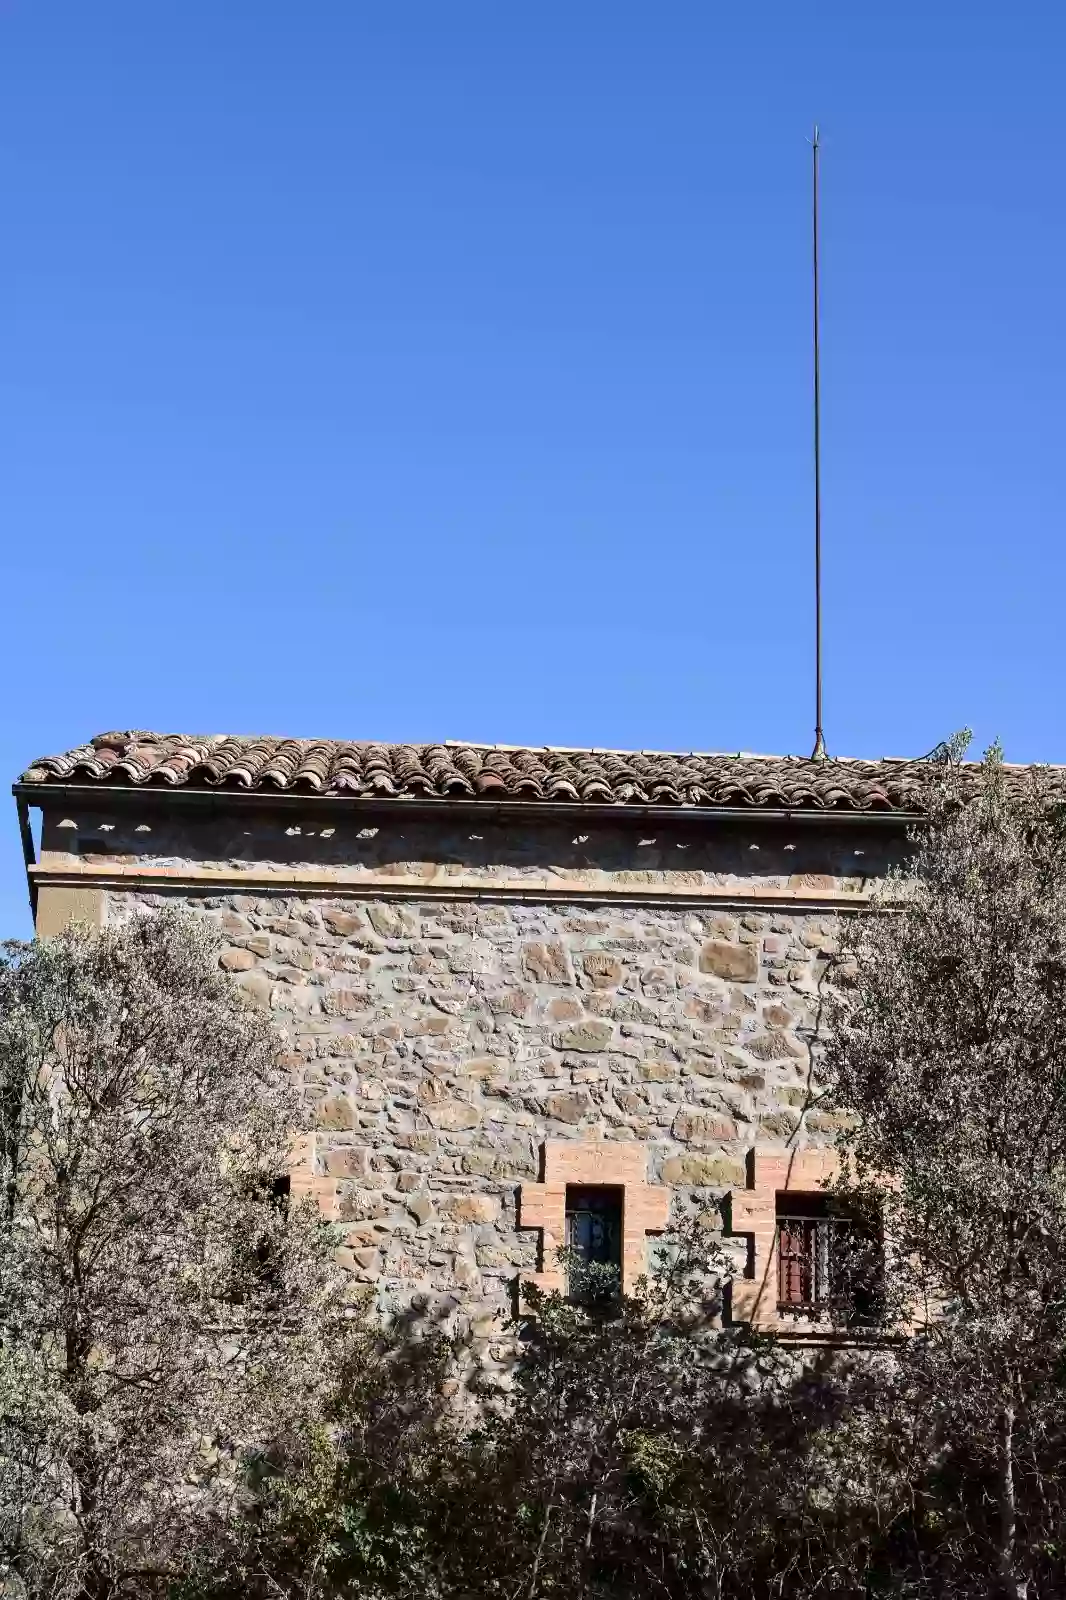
[253,1174,291,1292]
[564,1186,623,1302]
[776,1192,883,1322]
[224,1173,292,1308]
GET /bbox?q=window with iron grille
[564,1185,623,1303]
[776,1192,883,1322]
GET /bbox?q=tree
[824,744,1066,1598]
[178,1306,456,1600]
[0,911,350,1600]
[224,1226,906,1600]
[418,1233,873,1600]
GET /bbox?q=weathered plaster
[34,883,107,937]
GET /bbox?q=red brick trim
[519,1140,670,1295]
[727,1147,840,1330]
[288,1133,341,1222]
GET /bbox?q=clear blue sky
[2,1,1064,937]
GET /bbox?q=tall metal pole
[810,124,827,761]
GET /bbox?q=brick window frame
[519,1141,669,1296]
[726,1148,842,1330]
[288,1133,341,1220]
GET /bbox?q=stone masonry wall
[104,885,850,1362]
[39,803,908,1376]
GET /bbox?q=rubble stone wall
[39,802,908,1370]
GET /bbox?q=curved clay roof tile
[545,777,581,802]
[21,731,1045,816]
[579,777,616,802]
[449,749,484,779]
[474,772,510,796]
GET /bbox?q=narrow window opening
[254,1174,292,1291]
[776,1191,883,1323]
[564,1185,622,1304]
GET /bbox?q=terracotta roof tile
[16,729,1031,816]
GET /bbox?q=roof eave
[13,779,923,829]
[13,779,920,916]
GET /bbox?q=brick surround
[518,1139,669,1294]
[726,1147,841,1330]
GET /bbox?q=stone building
[14,731,936,1350]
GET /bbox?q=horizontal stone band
[30,859,877,912]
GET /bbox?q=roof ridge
[443,740,940,764]
[84,732,1052,770]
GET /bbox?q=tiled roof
[14,730,977,815]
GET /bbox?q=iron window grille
[776,1193,883,1322]
[564,1185,623,1303]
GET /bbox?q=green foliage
[200,1223,908,1600]
[181,1316,456,1600]
[823,744,1066,1597]
[0,913,354,1600]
